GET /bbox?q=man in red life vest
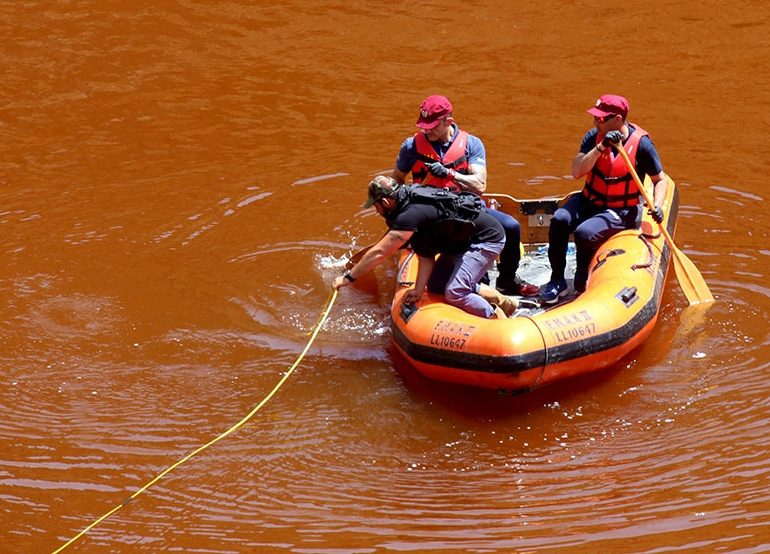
[540,94,669,304]
[390,95,539,297]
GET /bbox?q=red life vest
[411,128,470,191]
[582,124,648,208]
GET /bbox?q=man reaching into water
[333,176,518,319]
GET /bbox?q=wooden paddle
[614,144,714,305]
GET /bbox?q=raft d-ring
[616,286,639,307]
[399,301,418,323]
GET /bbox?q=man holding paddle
[390,95,539,298]
[540,94,669,304]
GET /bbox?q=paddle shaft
[614,147,673,245]
[614,143,714,304]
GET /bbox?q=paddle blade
[613,144,715,306]
[669,243,715,305]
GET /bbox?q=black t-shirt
[387,199,504,256]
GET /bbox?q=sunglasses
[595,114,618,123]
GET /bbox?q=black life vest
[396,185,485,255]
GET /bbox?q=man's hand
[426,162,450,179]
[648,205,664,224]
[332,275,349,290]
[402,287,425,305]
[602,130,622,147]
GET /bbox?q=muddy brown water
[2,2,769,552]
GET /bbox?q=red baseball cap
[416,95,453,129]
[587,94,629,119]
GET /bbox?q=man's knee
[444,282,471,303]
[500,214,521,234]
[549,213,571,242]
[551,208,571,229]
[575,226,611,248]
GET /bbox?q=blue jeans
[548,194,640,289]
[427,240,505,318]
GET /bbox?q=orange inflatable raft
[389,176,678,393]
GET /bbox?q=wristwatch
[343,270,356,283]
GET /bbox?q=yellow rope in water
[52,289,339,553]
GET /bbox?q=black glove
[648,205,664,224]
[426,162,450,179]
[602,130,622,147]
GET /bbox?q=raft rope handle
[591,248,625,272]
[52,289,339,554]
[631,229,660,271]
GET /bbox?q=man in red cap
[390,94,538,297]
[540,94,669,304]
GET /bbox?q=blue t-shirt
[579,124,663,180]
[395,124,487,174]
